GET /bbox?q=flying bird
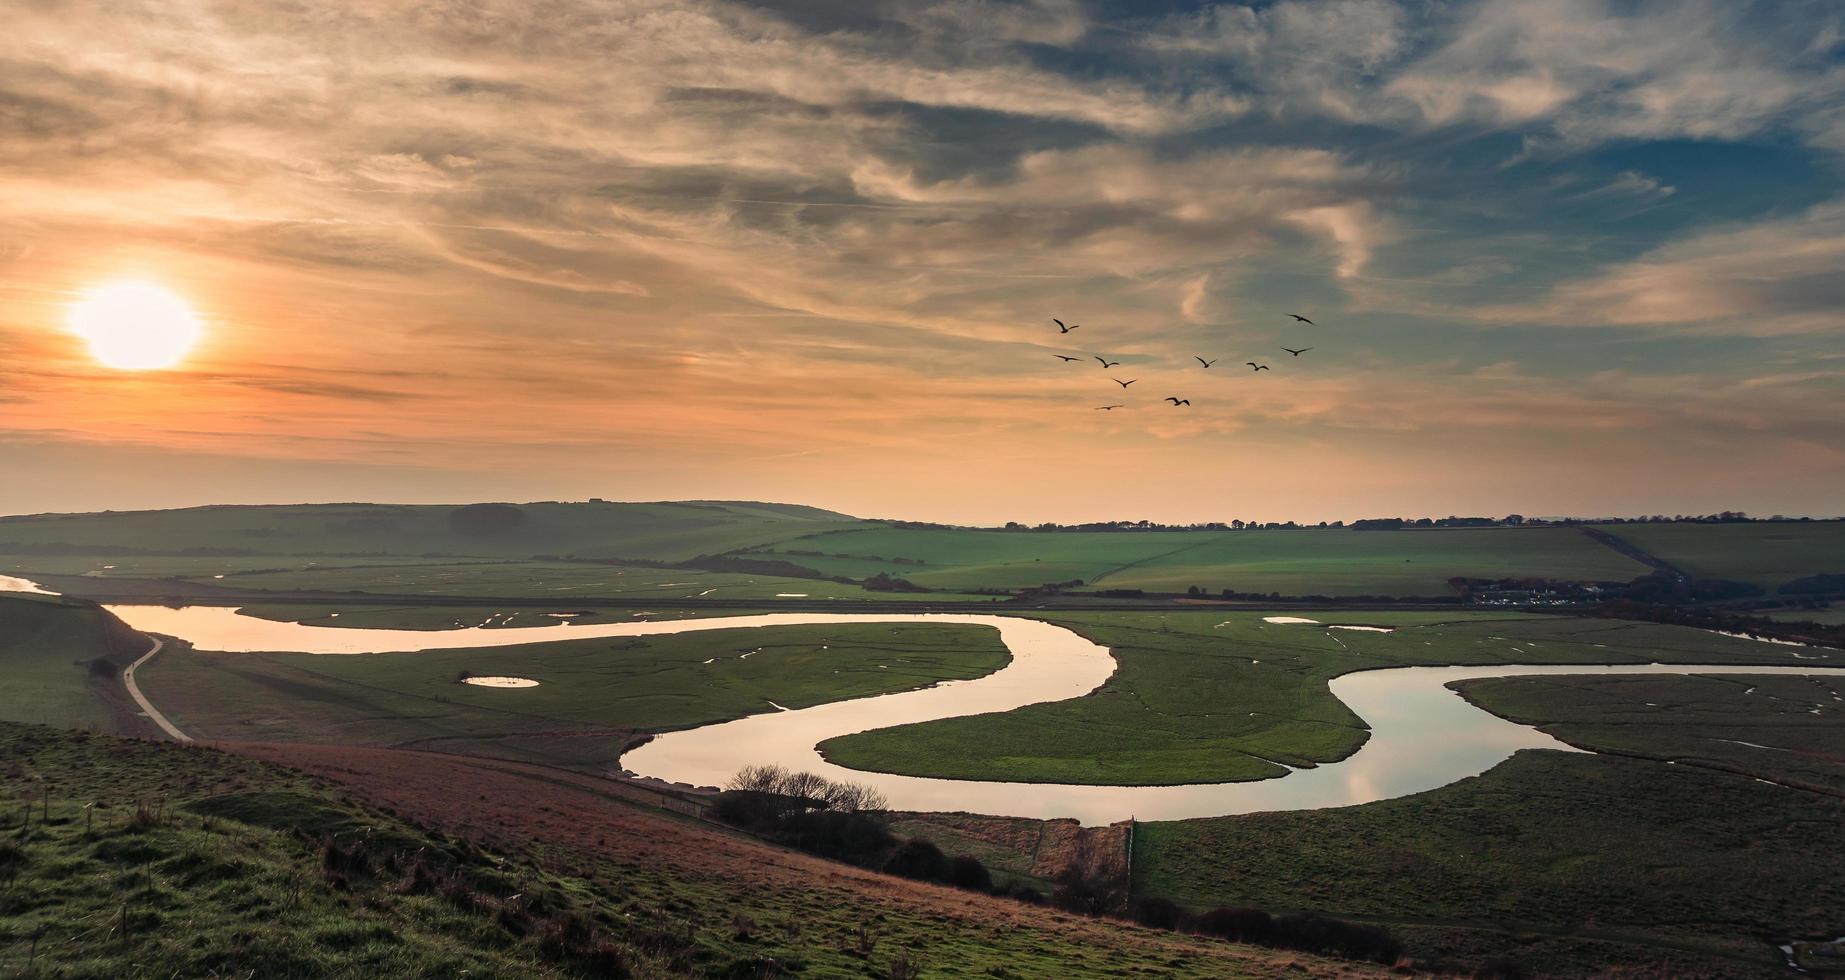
[1096,404,1125,411]
[1113,378,1137,388]
[1053,354,1082,362]
[1095,356,1121,368]
[1281,347,1313,356]
[1287,314,1315,325]
[1164,397,1191,406]
[1053,318,1079,333]
[1246,362,1269,372]
[1195,357,1217,368]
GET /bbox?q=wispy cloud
[0,0,1840,519]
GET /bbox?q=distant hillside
[0,500,864,563]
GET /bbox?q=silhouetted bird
[1096,404,1124,411]
[1282,347,1313,356]
[1195,357,1217,368]
[1053,318,1079,333]
[1287,314,1314,325]
[1113,378,1137,388]
[1053,355,1081,362]
[1095,356,1121,368]
[1246,362,1269,371]
[1164,397,1191,406]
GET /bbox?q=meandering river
[70,597,1842,824]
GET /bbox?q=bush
[882,838,948,882]
[777,810,894,865]
[1132,896,1186,931]
[944,855,992,892]
[1194,906,1274,944]
[1050,834,1128,916]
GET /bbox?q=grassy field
[1603,520,1845,589]
[6,554,1002,604]
[1454,671,1845,793]
[0,500,863,562]
[2,724,1343,979]
[1132,685,1845,976]
[819,611,1836,785]
[745,525,1649,596]
[1087,527,1647,596]
[137,623,1010,769]
[187,558,998,603]
[0,594,143,732]
[1768,607,1845,626]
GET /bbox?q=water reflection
[101,601,1845,825]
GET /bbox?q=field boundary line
[1085,535,1229,587]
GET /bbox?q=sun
[67,281,204,370]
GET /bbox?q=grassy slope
[1133,701,1845,976]
[191,559,998,603]
[0,594,142,732]
[1,725,1344,979]
[1088,527,1646,596]
[820,611,1837,785]
[0,500,864,562]
[1454,671,1845,793]
[137,623,1010,768]
[750,525,1648,595]
[1603,520,1845,589]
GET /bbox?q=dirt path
[121,636,191,743]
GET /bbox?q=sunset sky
[3,0,1842,524]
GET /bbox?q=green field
[1767,607,1845,626]
[819,611,1834,785]
[1454,671,1845,793]
[1604,520,1845,589]
[138,623,1010,768]
[182,558,996,603]
[0,500,863,562]
[0,594,142,732]
[746,525,1649,596]
[1132,673,1845,976]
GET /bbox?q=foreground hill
[0,500,862,563]
[0,723,1380,978]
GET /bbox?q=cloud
[1493,200,1845,334]
[0,0,1841,520]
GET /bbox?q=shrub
[1132,896,1186,931]
[1050,834,1128,916]
[1194,906,1274,944]
[882,838,948,882]
[944,855,991,892]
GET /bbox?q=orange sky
[2,0,1841,523]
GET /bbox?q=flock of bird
[1050,315,1320,411]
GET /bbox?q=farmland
[1132,673,1845,976]
[819,610,1830,785]
[1604,520,1845,590]
[0,500,863,563]
[741,525,1652,596]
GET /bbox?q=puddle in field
[462,676,540,688]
